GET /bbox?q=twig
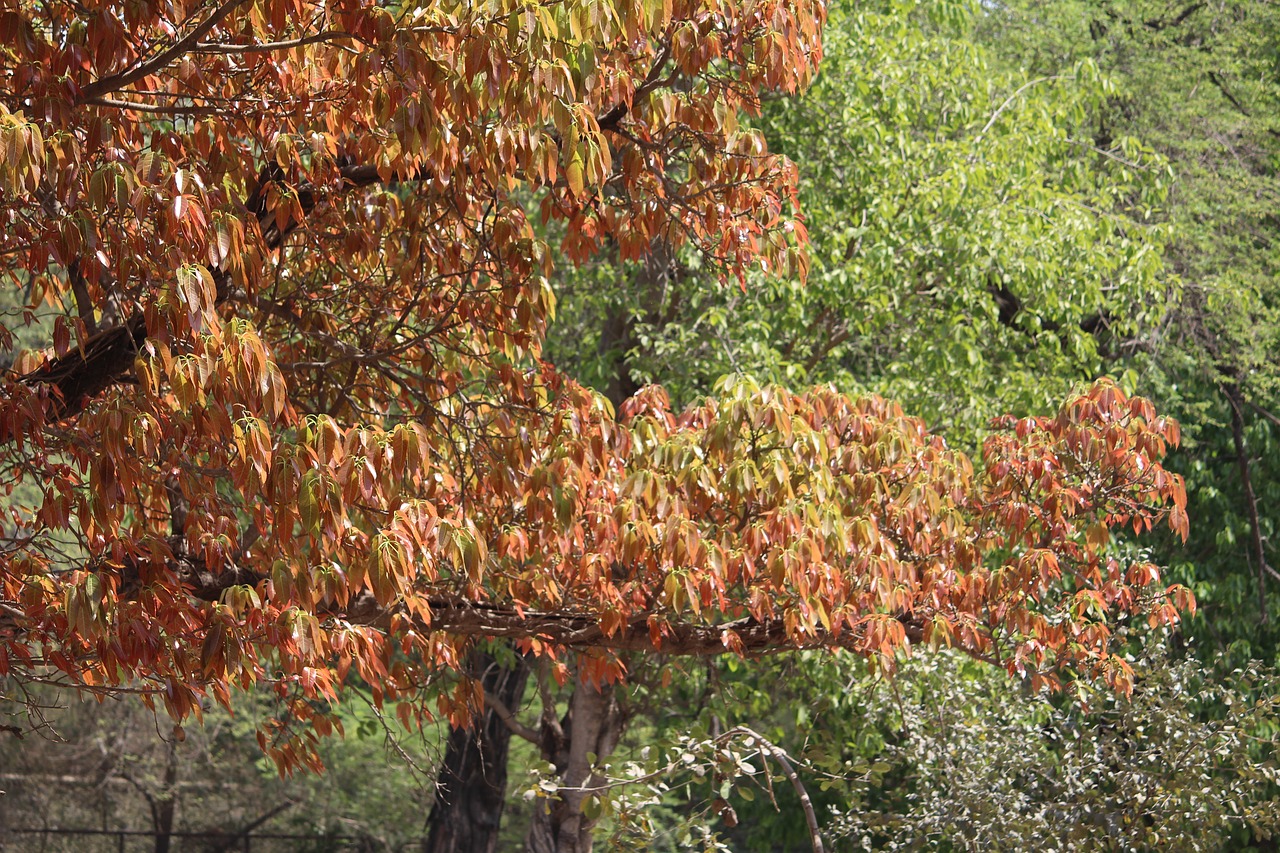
[1227,384,1269,622]
[728,727,825,853]
[971,76,1063,150]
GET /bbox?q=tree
[551,0,1173,433]
[827,642,1280,851]
[978,0,1280,662]
[0,0,1193,849]
[535,4,1179,841]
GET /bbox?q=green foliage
[830,644,1280,851]
[548,0,1173,441]
[978,0,1280,661]
[580,640,1280,851]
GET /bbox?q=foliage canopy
[0,0,1191,791]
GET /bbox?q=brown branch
[79,0,253,102]
[729,727,825,853]
[82,97,224,116]
[1227,384,1269,623]
[67,258,97,335]
[21,51,729,425]
[597,39,674,132]
[1247,399,1280,430]
[85,543,926,659]
[204,801,296,853]
[1143,2,1205,30]
[484,690,540,745]
[191,32,359,54]
[1208,71,1280,140]
[18,315,148,420]
[15,158,400,422]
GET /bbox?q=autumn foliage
[0,0,1190,771]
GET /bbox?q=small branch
[1208,70,1252,118]
[82,97,223,116]
[1143,2,1205,29]
[1247,399,1280,430]
[971,76,1062,150]
[484,690,540,745]
[191,31,359,54]
[730,727,825,853]
[204,801,296,853]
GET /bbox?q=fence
[0,828,427,853]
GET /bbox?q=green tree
[978,0,1280,661]
[551,0,1172,435]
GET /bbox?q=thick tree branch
[2,545,924,660]
[20,58,666,424]
[67,259,97,335]
[15,159,385,421]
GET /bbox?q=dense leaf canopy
[0,0,1191,775]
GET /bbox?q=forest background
[2,0,1280,850]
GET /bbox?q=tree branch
[79,0,253,102]
[484,690,540,745]
[1208,70,1252,118]
[1246,399,1280,430]
[729,727,825,853]
[191,32,359,54]
[1143,2,1205,30]
[24,543,925,660]
[597,39,675,132]
[14,158,396,422]
[67,259,97,335]
[1227,384,1269,623]
[82,97,224,116]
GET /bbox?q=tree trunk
[525,678,626,853]
[424,650,532,853]
[428,243,655,853]
[152,739,178,853]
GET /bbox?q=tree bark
[424,649,532,853]
[152,739,178,853]
[525,676,625,853]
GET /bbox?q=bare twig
[1227,384,1269,623]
